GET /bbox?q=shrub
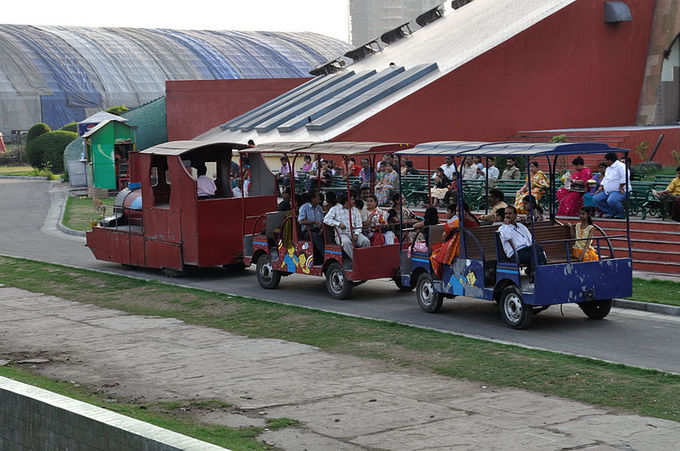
[105,105,128,116]
[60,121,78,133]
[25,130,77,173]
[26,122,51,144]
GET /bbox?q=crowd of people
[206,149,680,279]
[274,152,637,276]
[293,189,418,263]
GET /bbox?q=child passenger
[571,207,599,262]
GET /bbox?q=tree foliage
[25,130,77,173]
[105,105,129,116]
[26,122,51,144]
[60,121,78,133]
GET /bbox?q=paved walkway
[0,287,678,450]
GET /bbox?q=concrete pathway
[0,286,677,450]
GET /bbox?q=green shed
[84,120,136,190]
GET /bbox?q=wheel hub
[260,262,272,281]
[420,280,433,306]
[504,294,523,324]
[330,271,344,293]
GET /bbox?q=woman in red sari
[430,203,480,278]
[557,156,592,216]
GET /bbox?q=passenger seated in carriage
[498,206,547,274]
[364,194,396,245]
[323,192,369,260]
[571,207,599,262]
[430,203,480,278]
[298,192,325,263]
[196,164,216,198]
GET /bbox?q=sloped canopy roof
[82,119,135,139]
[396,141,627,157]
[140,140,248,156]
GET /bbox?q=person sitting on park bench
[498,206,546,274]
[651,166,680,221]
[323,192,369,260]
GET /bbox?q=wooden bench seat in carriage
[463,223,572,264]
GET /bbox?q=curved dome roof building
[0,25,349,136]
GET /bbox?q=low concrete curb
[56,191,86,238]
[613,298,680,316]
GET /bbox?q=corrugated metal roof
[199,0,577,145]
[242,141,413,156]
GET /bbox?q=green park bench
[638,175,678,220]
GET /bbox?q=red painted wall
[518,128,680,167]
[166,78,310,141]
[336,0,656,148]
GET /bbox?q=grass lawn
[0,365,292,450]
[0,256,679,425]
[630,278,680,307]
[0,165,60,179]
[0,165,35,176]
[62,196,115,231]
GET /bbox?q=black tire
[393,275,414,292]
[416,273,443,313]
[256,254,281,289]
[162,267,184,278]
[578,299,612,320]
[499,285,533,329]
[325,262,352,299]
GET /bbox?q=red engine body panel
[86,147,276,270]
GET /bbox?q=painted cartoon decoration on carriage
[440,259,484,297]
[276,240,312,274]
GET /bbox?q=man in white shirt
[196,165,216,198]
[593,152,627,218]
[487,157,500,180]
[323,193,370,259]
[432,156,456,180]
[498,206,546,273]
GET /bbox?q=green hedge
[26,130,77,173]
[60,121,78,133]
[26,122,51,144]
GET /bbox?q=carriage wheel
[416,273,443,313]
[578,299,612,320]
[325,262,352,299]
[256,254,281,289]
[499,285,533,329]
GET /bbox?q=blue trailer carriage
[395,141,633,329]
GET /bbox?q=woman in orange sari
[430,203,480,278]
